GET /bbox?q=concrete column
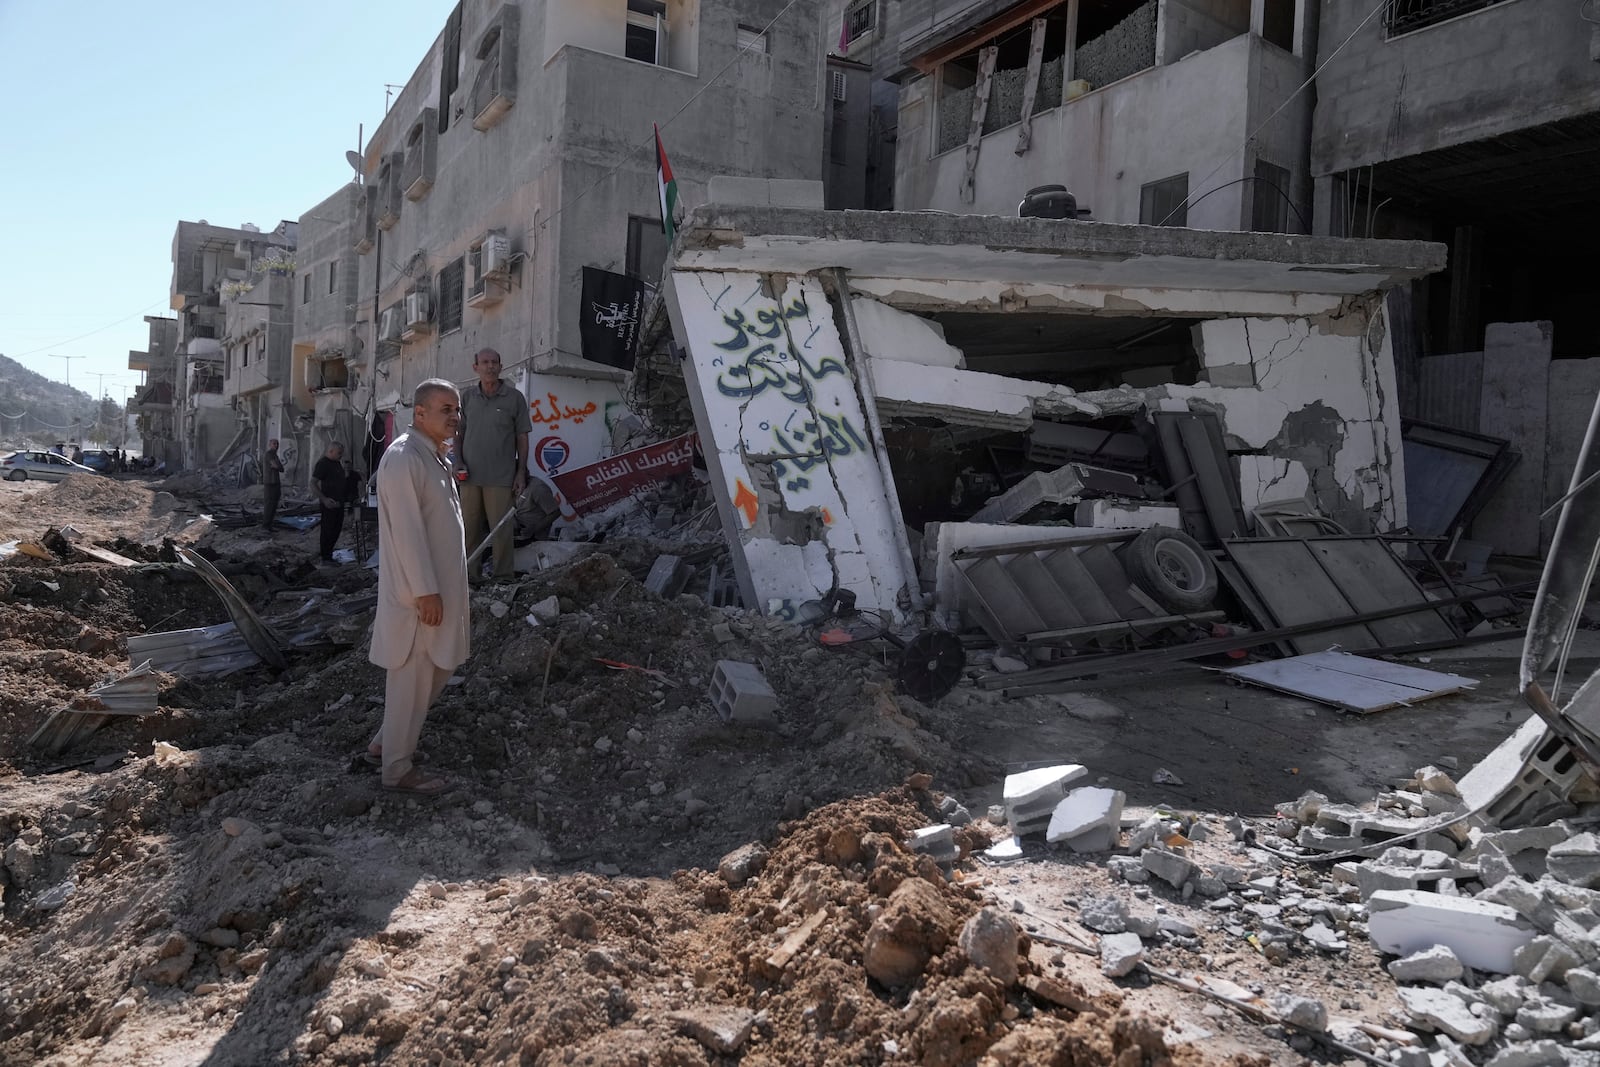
[663,268,915,620]
[1311,174,1338,237]
[1473,321,1553,558]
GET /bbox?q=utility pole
[50,354,83,389]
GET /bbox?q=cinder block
[709,660,778,725]
[1046,787,1125,850]
[908,823,957,865]
[1367,889,1538,974]
[645,555,690,597]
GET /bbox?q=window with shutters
[438,258,465,334]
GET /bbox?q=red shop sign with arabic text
[551,433,698,517]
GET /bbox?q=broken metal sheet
[27,663,164,755]
[1401,420,1512,539]
[1222,537,1458,655]
[175,547,288,670]
[127,623,261,678]
[1148,411,1249,544]
[1221,651,1478,714]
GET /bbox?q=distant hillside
[0,354,113,448]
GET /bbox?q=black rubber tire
[1120,526,1218,614]
[6,469,26,481]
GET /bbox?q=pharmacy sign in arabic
[551,432,697,516]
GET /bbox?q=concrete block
[1141,848,1199,890]
[1099,931,1144,978]
[1073,499,1183,530]
[1511,935,1581,983]
[970,465,1085,524]
[708,660,778,725]
[907,824,957,865]
[1397,987,1499,1045]
[1367,890,1538,974]
[1046,787,1125,845]
[1547,832,1600,888]
[645,555,690,597]
[1386,944,1464,984]
[1002,765,1087,836]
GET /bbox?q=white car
[1,450,99,482]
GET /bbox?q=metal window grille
[438,258,465,334]
[846,0,875,43]
[1385,0,1511,37]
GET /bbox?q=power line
[7,300,171,360]
[1158,0,1393,227]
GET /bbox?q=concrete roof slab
[672,206,1446,298]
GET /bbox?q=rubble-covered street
[5,470,1599,1067]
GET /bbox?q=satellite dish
[345,150,365,176]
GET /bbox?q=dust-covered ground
[0,473,1561,1066]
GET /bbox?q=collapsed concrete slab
[1367,890,1538,974]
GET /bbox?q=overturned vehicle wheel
[1119,526,1217,614]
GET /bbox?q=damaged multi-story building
[312,0,826,503]
[127,315,180,469]
[645,190,1443,620]
[886,0,1315,229]
[167,220,297,469]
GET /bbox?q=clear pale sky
[0,0,460,405]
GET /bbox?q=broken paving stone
[1099,932,1144,978]
[1515,996,1579,1034]
[1269,993,1328,1033]
[1388,944,1465,984]
[1478,975,1530,1016]
[1547,833,1600,889]
[1568,967,1600,1006]
[1512,936,1582,984]
[1302,923,1348,952]
[1046,787,1124,851]
[668,1006,756,1055]
[984,836,1023,861]
[1485,1040,1565,1067]
[1367,890,1537,974]
[1106,855,1149,884]
[959,908,1020,987]
[1079,895,1128,934]
[1398,987,1499,1045]
[1141,848,1199,890]
[1158,917,1198,938]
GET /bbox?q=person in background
[455,348,531,579]
[262,439,284,532]
[365,380,468,796]
[312,442,348,562]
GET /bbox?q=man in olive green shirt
[455,348,531,578]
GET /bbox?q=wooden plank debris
[765,908,827,972]
[959,46,998,205]
[1221,651,1478,714]
[1014,18,1048,155]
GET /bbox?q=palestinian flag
[655,124,678,243]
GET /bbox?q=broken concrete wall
[1474,322,1552,558]
[1162,306,1406,530]
[665,270,914,619]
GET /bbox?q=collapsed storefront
[640,199,1445,632]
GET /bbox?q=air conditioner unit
[466,275,504,309]
[378,308,403,341]
[405,290,431,328]
[831,70,848,103]
[480,232,511,279]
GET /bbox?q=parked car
[1,450,99,482]
[79,449,117,472]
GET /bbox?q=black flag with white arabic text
[579,267,649,370]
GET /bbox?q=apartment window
[327,261,337,294]
[438,3,463,133]
[845,0,876,44]
[1385,0,1511,37]
[736,24,768,53]
[302,273,312,303]
[1262,1,1295,50]
[240,343,249,369]
[1252,160,1292,234]
[626,0,665,64]
[438,258,465,334]
[256,335,266,362]
[626,216,669,288]
[1139,173,1189,227]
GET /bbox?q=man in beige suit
[366,379,469,796]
